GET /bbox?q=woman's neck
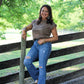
[42,19,47,21]
[42,17,47,20]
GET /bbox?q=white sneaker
[34,79,38,84]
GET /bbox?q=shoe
[34,79,38,84]
[32,80,38,84]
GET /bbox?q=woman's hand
[38,39,46,45]
[22,30,27,40]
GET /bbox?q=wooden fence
[0,32,84,84]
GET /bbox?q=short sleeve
[31,20,36,25]
[51,22,57,30]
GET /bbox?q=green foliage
[52,0,84,30]
[0,0,84,39]
[0,32,6,40]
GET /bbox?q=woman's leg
[24,44,39,81]
[38,42,51,84]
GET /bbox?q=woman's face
[41,7,49,20]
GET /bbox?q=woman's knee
[23,56,32,66]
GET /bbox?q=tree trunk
[0,0,2,6]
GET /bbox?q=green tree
[0,0,40,39]
[52,0,84,31]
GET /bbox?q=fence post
[19,37,26,84]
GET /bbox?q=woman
[22,4,58,84]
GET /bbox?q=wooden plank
[46,56,84,72]
[0,70,30,84]
[0,58,20,70]
[61,76,84,84]
[46,68,84,84]
[0,32,84,53]
[0,44,84,70]
[0,71,19,84]
[0,40,33,53]
[50,44,84,58]
[52,31,84,43]
[0,42,21,53]
[0,71,31,84]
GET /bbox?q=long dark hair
[37,5,53,25]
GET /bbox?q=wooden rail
[0,32,84,84]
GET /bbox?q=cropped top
[31,19,57,40]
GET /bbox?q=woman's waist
[33,37,50,41]
[34,38,51,46]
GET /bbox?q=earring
[47,16,50,19]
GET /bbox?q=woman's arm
[38,26,58,44]
[22,24,33,32]
[22,24,32,40]
[45,26,58,42]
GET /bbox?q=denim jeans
[24,40,51,84]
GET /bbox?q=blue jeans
[24,40,51,84]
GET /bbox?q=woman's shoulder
[32,19,38,23]
[52,21,57,27]
[49,21,57,29]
